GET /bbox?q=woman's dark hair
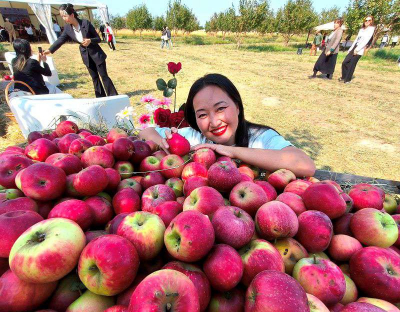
[13,39,31,72]
[184,73,274,147]
[59,3,78,18]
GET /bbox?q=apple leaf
[156,78,167,91]
[167,78,177,89]
[163,88,174,97]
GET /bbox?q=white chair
[5,52,60,86]
[8,93,130,138]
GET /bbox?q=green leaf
[163,88,174,97]
[156,78,167,91]
[167,78,177,89]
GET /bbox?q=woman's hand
[43,50,51,56]
[193,143,235,158]
[38,53,47,62]
[159,127,179,154]
[81,38,91,47]
[325,51,331,56]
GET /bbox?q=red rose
[154,108,171,127]
[170,111,188,128]
[167,62,182,75]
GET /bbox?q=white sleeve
[356,27,375,51]
[249,129,293,150]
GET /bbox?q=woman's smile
[211,125,227,136]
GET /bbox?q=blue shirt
[154,126,293,150]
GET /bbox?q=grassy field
[1,36,399,181]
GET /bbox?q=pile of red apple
[0,120,400,312]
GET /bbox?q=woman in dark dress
[44,3,118,98]
[309,18,344,80]
[12,39,52,95]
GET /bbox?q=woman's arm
[138,127,165,147]
[194,144,316,178]
[47,28,69,54]
[32,60,52,77]
[87,21,101,44]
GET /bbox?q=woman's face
[334,21,340,30]
[193,85,240,146]
[364,17,373,26]
[60,10,74,24]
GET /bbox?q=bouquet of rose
[137,94,189,129]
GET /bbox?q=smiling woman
[139,74,316,177]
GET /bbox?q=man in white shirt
[391,35,398,48]
[53,20,62,38]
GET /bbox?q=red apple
[254,180,277,201]
[9,218,86,283]
[245,270,309,312]
[350,208,398,248]
[333,213,354,236]
[357,297,400,312]
[152,201,183,227]
[141,184,175,213]
[203,244,243,291]
[212,205,254,249]
[105,168,121,192]
[140,171,165,190]
[85,230,107,244]
[208,288,245,312]
[284,179,312,197]
[0,154,33,189]
[78,130,93,139]
[229,181,268,216]
[0,210,43,258]
[153,150,167,161]
[27,131,43,143]
[303,182,348,219]
[47,273,83,312]
[181,162,208,181]
[267,168,296,191]
[58,133,80,153]
[295,210,333,253]
[208,161,241,193]
[107,128,128,143]
[86,134,106,146]
[78,234,139,296]
[328,234,363,262]
[193,148,216,169]
[164,210,215,262]
[163,261,211,311]
[112,188,141,214]
[340,302,386,311]
[0,197,38,215]
[139,155,161,172]
[56,120,78,137]
[114,160,134,179]
[276,191,306,215]
[349,183,385,211]
[166,177,184,197]
[81,146,115,168]
[66,290,115,311]
[160,154,185,179]
[167,133,191,156]
[183,176,208,196]
[239,239,285,286]
[183,186,225,217]
[131,141,152,164]
[85,196,114,227]
[104,305,128,312]
[25,138,59,162]
[45,153,82,175]
[293,257,346,306]
[68,138,93,157]
[0,269,58,312]
[273,238,309,275]
[117,211,165,261]
[118,177,142,195]
[73,165,109,196]
[128,269,200,312]
[341,274,358,305]
[255,200,299,240]
[20,163,66,201]
[106,213,129,234]
[307,293,330,312]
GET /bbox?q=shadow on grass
[372,49,400,62]
[126,89,154,98]
[58,73,86,91]
[244,44,302,53]
[285,128,322,161]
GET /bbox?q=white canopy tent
[314,21,347,31]
[0,0,109,44]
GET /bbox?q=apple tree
[126,4,153,37]
[275,0,318,46]
[318,6,342,24]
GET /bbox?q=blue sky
[103,0,350,27]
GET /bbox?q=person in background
[25,24,34,42]
[44,3,118,98]
[0,26,8,42]
[11,39,60,94]
[4,18,17,44]
[161,26,169,49]
[53,19,62,38]
[339,15,375,84]
[166,26,173,48]
[391,35,398,48]
[99,24,105,41]
[105,22,116,51]
[309,18,344,80]
[380,33,389,48]
[310,31,322,56]
[139,73,316,177]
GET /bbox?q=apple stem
[37,232,46,242]
[166,303,172,310]
[313,254,317,264]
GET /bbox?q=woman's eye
[217,106,227,112]
[197,114,207,119]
